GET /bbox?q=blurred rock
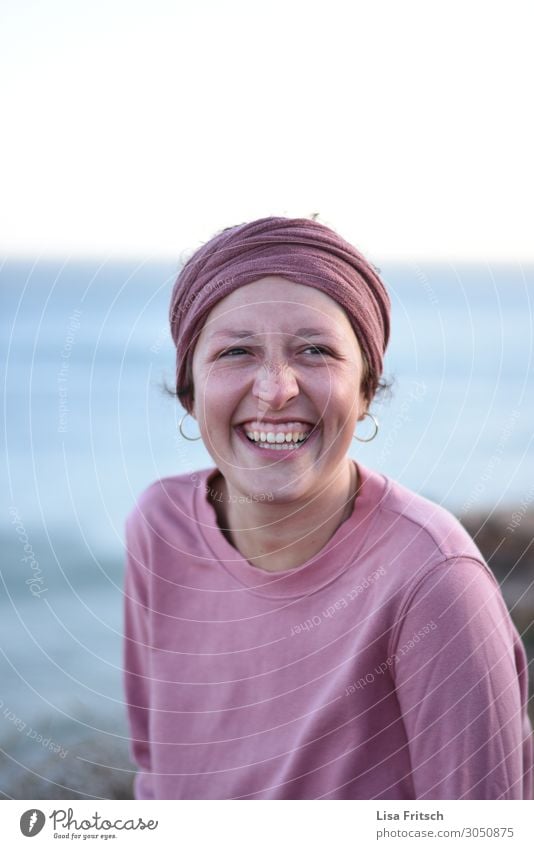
[0,732,134,800]
[460,507,534,725]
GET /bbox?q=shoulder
[366,469,507,632]
[376,470,486,565]
[124,466,213,541]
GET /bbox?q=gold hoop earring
[178,412,202,441]
[353,412,379,443]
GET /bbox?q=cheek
[309,366,361,405]
[329,389,364,430]
[193,364,227,404]
[194,371,236,428]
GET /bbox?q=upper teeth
[244,429,310,443]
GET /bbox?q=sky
[1,0,533,261]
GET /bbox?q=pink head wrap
[169,216,391,413]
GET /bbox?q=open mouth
[235,423,317,453]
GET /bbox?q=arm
[123,508,154,799]
[390,557,532,799]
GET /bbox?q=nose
[252,359,299,412]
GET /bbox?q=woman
[123,215,533,800]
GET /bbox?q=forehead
[198,276,354,339]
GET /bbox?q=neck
[209,460,358,572]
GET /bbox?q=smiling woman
[122,215,533,801]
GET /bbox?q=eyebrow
[211,327,342,340]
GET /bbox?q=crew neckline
[193,459,391,599]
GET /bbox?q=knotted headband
[169,216,391,413]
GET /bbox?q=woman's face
[190,276,368,503]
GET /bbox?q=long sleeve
[123,508,154,799]
[390,556,533,800]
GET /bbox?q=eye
[303,345,330,355]
[219,347,248,357]
[217,345,332,358]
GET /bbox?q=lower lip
[235,425,319,458]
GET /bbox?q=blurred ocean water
[0,257,533,790]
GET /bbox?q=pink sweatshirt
[122,460,533,800]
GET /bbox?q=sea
[1,257,533,790]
